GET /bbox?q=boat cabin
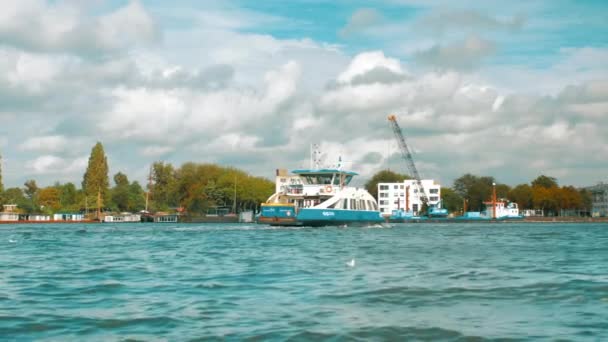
[482,201,520,219]
[275,169,357,197]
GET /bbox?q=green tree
[150,161,176,211]
[3,187,29,212]
[0,150,4,194]
[59,183,78,210]
[495,183,511,199]
[579,188,592,212]
[440,187,463,214]
[453,174,495,211]
[24,179,39,211]
[82,142,110,202]
[127,181,146,212]
[364,169,411,200]
[531,175,558,189]
[111,172,130,212]
[508,184,533,210]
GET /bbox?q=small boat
[455,201,523,221]
[257,166,384,227]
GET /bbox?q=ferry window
[350,199,356,210]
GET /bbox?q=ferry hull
[257,206,384,227]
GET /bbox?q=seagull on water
[346,258,356,267]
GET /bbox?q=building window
[430,188,439,194]
[379,185,389,190]
[430,196,439,201]
[394,185,398,189]
[379,200,387,205]
[400,185,404,189]
[379,193,388,198]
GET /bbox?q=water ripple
[0,222,607,340]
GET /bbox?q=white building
[588,182,608,217]
[0,204,19,222]
[377,179,441,215]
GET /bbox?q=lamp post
[492,182,497,219]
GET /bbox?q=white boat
[257,166,383,227]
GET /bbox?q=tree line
[0,143,275,216]
[365,171,592,216]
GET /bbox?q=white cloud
[0,0,159,55]
[337,51,405,84]
[25,155,87,174]
[19,135,69,153]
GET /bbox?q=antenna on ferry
[311,143,322,169]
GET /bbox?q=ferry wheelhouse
[257,168,384,226]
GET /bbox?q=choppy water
[1,222,607,341]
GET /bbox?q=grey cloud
[558,80,608,103]
[414,36,496,71]
[339,8,383,38]
[358,152,383,165]
[416,9,525,36]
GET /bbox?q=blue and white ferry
[257,167,384,227]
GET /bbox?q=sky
[1,0,607,189]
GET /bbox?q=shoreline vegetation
[0,143,602,220]
[0,142,274,219]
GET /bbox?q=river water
[1,222,607,341]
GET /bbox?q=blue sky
[1,0,607,189]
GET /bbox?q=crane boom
[387,114,429,205]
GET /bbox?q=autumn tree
[82,142,110,204]
[38,187,61,212]
[364,169,411,200]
